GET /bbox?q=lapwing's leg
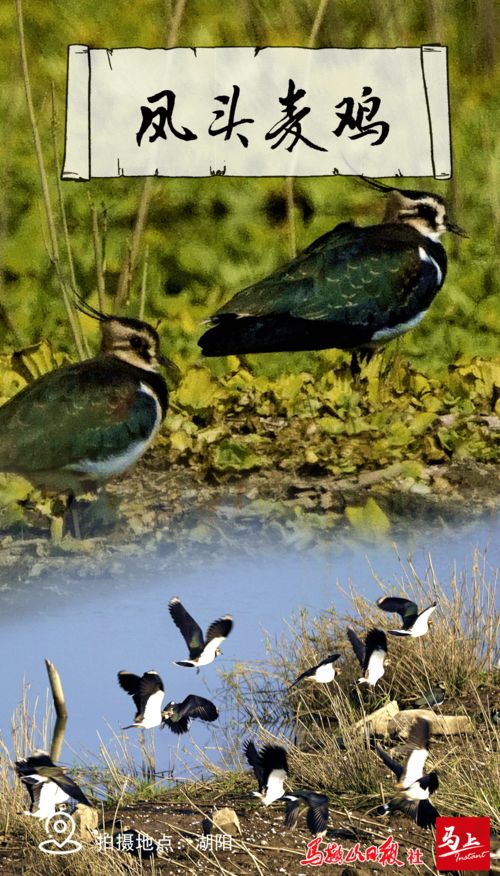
[66,492,81,539]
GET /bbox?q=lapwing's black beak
[446,221,468,237]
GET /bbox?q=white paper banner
[62,46,451,181]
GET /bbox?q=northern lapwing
[199,180,466,359]
[374,716,439,829]
[15,750,90,818]
[376,596,437,637]
[168,596,233,670]
[161,695,218,734]
[414,684,446,708]
[347,627,388,686]
[0,299,168,497]
[118,670,165,729]
[290,654,341,687]
[282,790,329,836]
[244,741,288,805]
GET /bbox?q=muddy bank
[0,455,497,588]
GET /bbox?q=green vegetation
[0,1,498,537]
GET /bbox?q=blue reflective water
[1,513,498,779]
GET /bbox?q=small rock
[388,709,474,737]
[203,807,241,836]
[72,804,98,840]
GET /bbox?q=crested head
[361,178,467,242]
[75,296,165,372]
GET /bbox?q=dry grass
[218,551,500,825]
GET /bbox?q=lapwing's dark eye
[130,336,143,350]
[418,204,437,224]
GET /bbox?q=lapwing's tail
[174,660,195,668]
[387,629,412,637]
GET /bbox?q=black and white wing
[347,627,365,667]
[376,745,404,781]
[163,695,218,734]
[376,596,418,631]
[306,794,329,835]
[394,796,439,829]
[401,717,431,788]
[244,740,265,791]
[168,597,205,659]
[284,795,305,828]
[363,629,388,672]
[118,670,163,721]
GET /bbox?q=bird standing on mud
[0,300,168,502]
[199,180,466,361]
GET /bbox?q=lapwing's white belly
[410,605,437,637]
[140,689,165,728]
[196,638,224,666]
[365,649,386,685]
[30,779,68,818]
[315,663,336,683]
[263,769,286,805]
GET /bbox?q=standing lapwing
[0,298,168,498]
[290,654,342,688]
[15,750,90,818]
[199,180,466,360]
[168,596,233,670]
[376,596,437,637]
[282,790,329,836]
[244,741,288,805]
[117,670,166,729]
[347,627,388,686]
[374,716,439,828]
[161,695,218,734]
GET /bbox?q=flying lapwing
[347,627,388,686]
[168,596,233,670]
[244,741,288,805]
[15,750,90,819]
[160,695,219,734]
[376,596,437,637]
[290,654,342,687]
[118,670,166,729]
[199,180,466,363]
[374,716,439,829]
[0,298,168,498]
[282,789,329,836]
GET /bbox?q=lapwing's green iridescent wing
[0,358,158,473]
[215,224,439,327]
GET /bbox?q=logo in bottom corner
[38,811,82,855]
[435,816,490,871]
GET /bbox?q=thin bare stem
[50,84,89,357]
[89,194,107,311]
[308,0,330,47]
[14,0,85,359]
[138,245,150,320]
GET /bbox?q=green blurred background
[0,0,498,374]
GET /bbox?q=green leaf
[345,498,391,539]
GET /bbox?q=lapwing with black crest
[244,741,288,805]
[347,627,388,687]
[376,596,437,637]
[374,716,439,829]
[199,179,466,368]
[168,596,233,670]
[15,750,90,819]
[0,297,168,503]
[290,654,341,688]
[282,789,329,836]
